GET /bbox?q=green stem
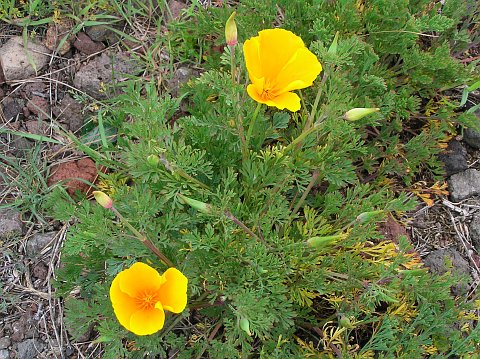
[229,45,236,83]
[292,170,320,215]
[159,314,184,340]
[159,154,210,191]
[111,207,174,267]
[283,123,321,153]
[228,45,248,160]
[224,210,261,243]
[244,102,262,151]
[195,320,223,359]
[304,76,325,131]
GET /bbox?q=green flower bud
[239,317,252,336]
[92,191,113,209]
[356,210,384,223]
[147,154,160,166]
[177,194,212,214]
[344,107,380,121]
[307,234,346,248]
[225,12,238,47]
[338,315,354,328]
[328,31,339,54]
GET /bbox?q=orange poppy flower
[110,262,188,336]
[243,28,322,112]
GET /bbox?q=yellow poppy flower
[243,28,322,112]
[109,262,188,336]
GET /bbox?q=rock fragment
[2,97,24,121]
[423,248,471,295]
[0,208,23,240]
[17,339,44,359]
[47,158,97,195]
[469,214,480,252]
[0,37,49,81]
[73,32,106,55]
[438,140,467,176]
[448,169,480,202]
[25,232,56,257]
[463,128,480,149]
[26,96,50,120]
[44,21,74,55]
[52,94,85,133]
[73,52,138,99]
[24,119,50,136]
[85,25,118,43]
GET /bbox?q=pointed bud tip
[92,191,113,209]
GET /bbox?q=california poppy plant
[243,28,322,112]
[110,262,188,336]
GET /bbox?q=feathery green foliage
[27,0,480,357]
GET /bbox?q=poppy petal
[246,84,268,105]
[275,48,322,93]
[268,91,301,112]
[243,36,262,82]
[109,274,137,332]
[118,262,165,298]
[158,268,188,313]
[257,29,305,81]
[129,307,165,336]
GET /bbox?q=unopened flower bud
[225,12,238,47]
[338,314,354,328]
[328,31,339,54]
[177,194,212,214]
[356,210,384,224]
[344,107,380,121]
[92,191,113,209]
[307,234,346,248]
[239,317,251,336]
[147,154,160,166]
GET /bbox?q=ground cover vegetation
[2,0,480,357]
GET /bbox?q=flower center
[136,290,160,310]
[260,80,276,100]
[261,88,274,100]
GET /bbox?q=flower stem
[228,46,248,160]
[224,210,261,242]
[229,45,236,83]
[159,153,210,191]
[292,170,320,215]
[304,73,327,132]
[195,320,223,359]
[110,206,174,267]
[244,102,262,152]
[283,122,321,153]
